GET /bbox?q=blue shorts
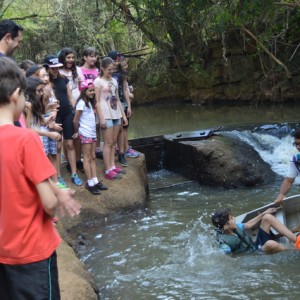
[105,118,121,129]
[41,128,57,155]
[255,228,276,249]
[0,251,60,300]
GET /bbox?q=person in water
[275,129,300,204]
[211,207,300,254]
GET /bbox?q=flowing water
[80,103,300,299]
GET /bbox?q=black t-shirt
[52,76,72,115]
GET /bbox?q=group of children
[20,47,139,195]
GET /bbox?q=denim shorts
[41,135,57,155]
[106,118,121,129]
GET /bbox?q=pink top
[78,67,99,87]
[19,113,26,128]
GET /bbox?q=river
[80,103,300,300]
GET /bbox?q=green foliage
[1,0,300,82]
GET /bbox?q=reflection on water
[129,102,300,138]
[80,170,300,300]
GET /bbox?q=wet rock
[164,134,276,188]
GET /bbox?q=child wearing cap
[73,81,108,194]
[211,207,300,254]
[44,54,83,187]
[107,50,139,167]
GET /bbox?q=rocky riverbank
[56,154,149,299]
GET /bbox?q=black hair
[100,57,114,76]
[19,59,35,71]
[293,130,300,139]
[75,85,96,109]
[80,47,100,69]
[0,19,23,40]
[25,77,45,124]
[211,208,231,230]
[0,57,26,105]
[58,47,78,80]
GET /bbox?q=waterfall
[226,129,300,183]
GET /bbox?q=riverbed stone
[56,154,149,299]
[164,133,276,187]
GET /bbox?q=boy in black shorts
[211,207,300,254]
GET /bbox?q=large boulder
[164,133,276,188]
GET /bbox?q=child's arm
[36,179,81,218]
[244,207,278,229]
[122,80,131,118]
[31,128,62,141]
[73,109,82,139]
[116,87,128,126]
[36,180,58,217]
[49,179,81,217]
[95,85,106,128]
[67,84,75,108]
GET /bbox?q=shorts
[41,136,57,156]
[79,134,97,144]
[40,126,57,155]
[56,112,74,140]
[255,227,276,249]
[123,107,130,129]
[105,118,121,129]
[0,251,60,300]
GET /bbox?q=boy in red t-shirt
[0,57,81,299]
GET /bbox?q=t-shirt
[0,125,61,265]
[93,77,123,120]
[78,67,99,86]
[112,71,127,107]
[52,76,72,115]
[287,155,300,178]
[76,99,96,138]
[59,68,80,101]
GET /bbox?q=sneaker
[58,176,67,188]
[96,151,103,159]
[71,173,82,186]
[295,235,300,249]
[56,181,66,189]
[113,167,126,174]
[118,153,128,167]
[124,146,139,158]
[105,170,122,180]
[85,183,101,195]
[76,160,85,173]
[96,180,108,190]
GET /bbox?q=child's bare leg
[82,143,92,179]
[262,240,289,254]
[90,142,97,178]
[260,214,296,243]
[64,139,77,174]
